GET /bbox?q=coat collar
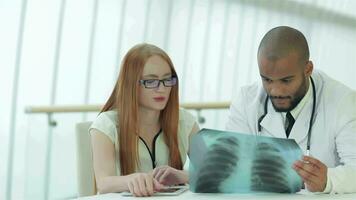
[259,78,316,144]
[260,99,286,139]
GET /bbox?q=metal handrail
[25,101,231,114]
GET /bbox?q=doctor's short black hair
[258,26,310,63]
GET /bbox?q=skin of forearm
[96,174,131,194]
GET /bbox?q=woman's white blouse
[89,108,197,175]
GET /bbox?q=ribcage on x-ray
[195,137,240,193]
[250,142,292,193]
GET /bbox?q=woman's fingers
[158,168,172,184]
[145,174,154,195]
[128,181,135,194]
[152,166,165,177]
[130,178,140,197]
[153,178,164,191]
[128,173,155,197]
[138,176,149,196]
[154,168,166,182]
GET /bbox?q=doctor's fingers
[303,174,327,193]
[294,159,327,192]
[295,169,318,190]
[302,156,327,169]
[294,165,325,191]
[293,164,319,182]
[304,179,323,192]
[302,156,323,165]
[293,160,320,177]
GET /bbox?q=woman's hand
[126,173,164,197]
[153,165,188,186]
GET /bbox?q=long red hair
[101,43,182,175]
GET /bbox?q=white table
[75,190,356,200]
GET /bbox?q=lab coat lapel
[260,101,286,139]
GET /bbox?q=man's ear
[305,61,313,77]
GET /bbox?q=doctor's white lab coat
[226,70,356,194]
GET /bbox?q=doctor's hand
[293,156,328,192]
[152,165,188,186]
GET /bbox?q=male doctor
[226,26,356,194]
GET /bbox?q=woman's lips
[153,97,166,102]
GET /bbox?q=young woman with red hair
[89,43,199,196]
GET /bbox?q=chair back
[75,122,96,197]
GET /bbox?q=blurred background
[1,0,356,199]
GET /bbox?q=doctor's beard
[270,77,308,112]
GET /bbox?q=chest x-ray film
[189,129,303,193]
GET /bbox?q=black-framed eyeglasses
[139,77,177,89]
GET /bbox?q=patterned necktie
[285,112,295,138]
